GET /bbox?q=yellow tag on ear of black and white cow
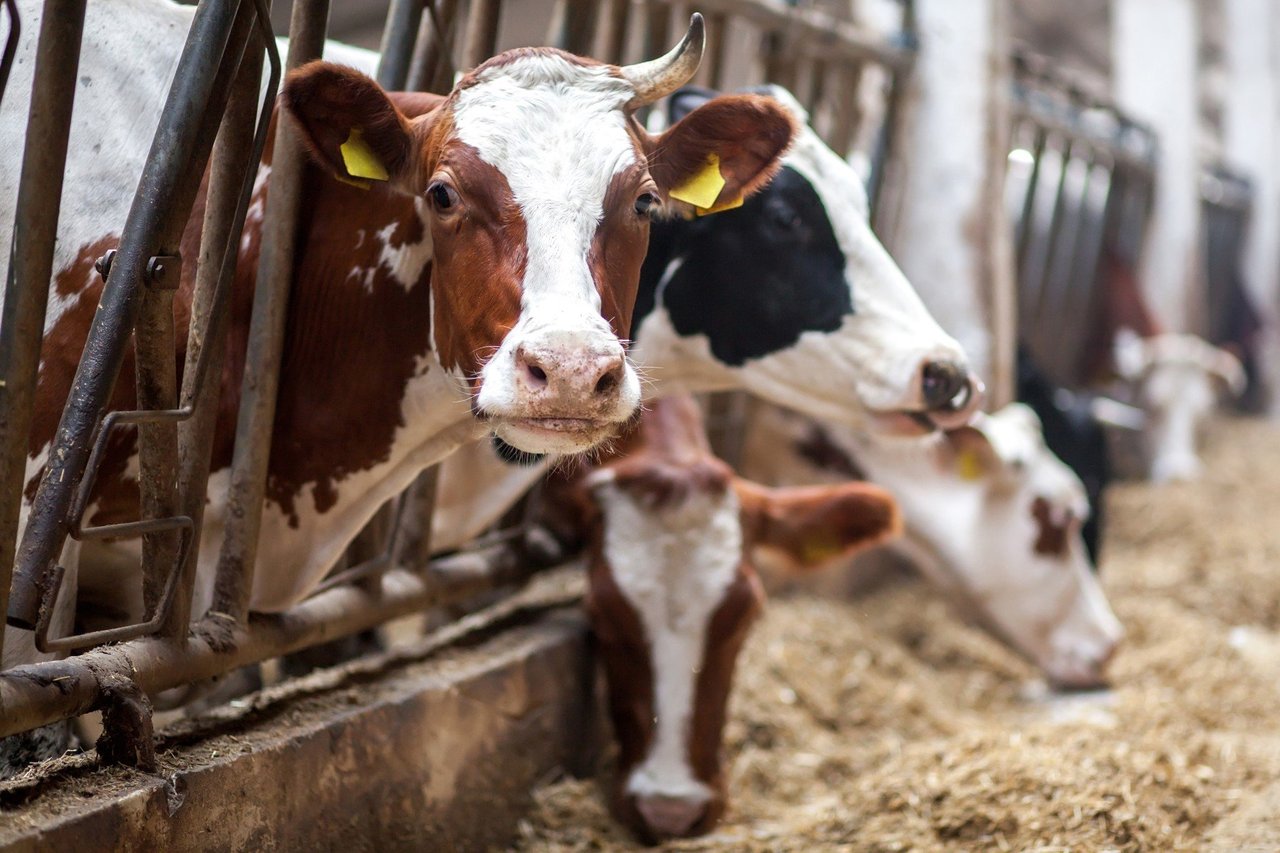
[340,128,389,183]
[956,447,985,482]
[670,153,742,215]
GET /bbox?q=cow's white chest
[597,481,740,802]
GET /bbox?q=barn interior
[1,0,1279,850]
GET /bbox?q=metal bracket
[95,673,157,770]
[146,253,181,289]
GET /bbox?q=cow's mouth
[490,416,618,457]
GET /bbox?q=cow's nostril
[595,371,618,396]
[921,360,968,410]
[528,364,547,382]
[516,346,550,387]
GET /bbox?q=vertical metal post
[377,0,423,90]
[704,11,727,89]
[601,0,631,65]
[166,2,274,637]
[465,0,502,67]
[213,0,330,622]
[0,0,21,109]
[557,0,596,55]
[0,0,87,660]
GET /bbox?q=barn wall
[1111,0,1201,332]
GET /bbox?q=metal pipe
[0,547,547,739]
[0,0,20,109]
[168,0,280,637]
[9,0,246,631]
[556,0,595,56]
[466,0,503,67]
[601,0,631,65]
[0,0,88,651]
[376,0,423,90]
[212,0,330,622]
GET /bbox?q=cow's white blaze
[455,55,643,439]
[593,475,740,803]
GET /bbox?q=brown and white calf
[3,3,798,667]
[551,395,899,842]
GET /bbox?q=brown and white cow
[550,395,899,842]
[3,4,798,667]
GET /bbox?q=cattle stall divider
[1006,49,1159,388]
[0,0,921,776]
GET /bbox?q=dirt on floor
[514,416,1280,852]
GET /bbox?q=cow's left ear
[735,479,901,572]
[645,94,797,213]
[282,61,424,193]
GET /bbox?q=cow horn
[621,13,705,109]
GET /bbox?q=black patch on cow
[635,166,851,366]
[492,435,546,467]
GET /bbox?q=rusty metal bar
[8,0,247,631]
[464,0,502,68]
[167,0,280,637]
[0,0,20,108]
[0,546,545,739]
[422,0,462,93]
[376,0,423,90]
[0,0,86,661]
[212,0,330,623]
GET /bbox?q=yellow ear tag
[340,128,389,182]
[957,448,984,482]
[670,153,741,214]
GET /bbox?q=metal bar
[0,0,86,660]
[167,0,280,637]
[212,0,330,623]
[377,0,423,90]
[0,547,547,739]
[705,10,727,89]
[828,62,862,157]
[556,0,595,55]
[601,0,631,65]
[465,0,502,66]
[1013,127,1049,282]
[8,0,246,631]
[0,0,20,109]
[424,0,461,93]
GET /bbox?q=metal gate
[1005,48,1159,388]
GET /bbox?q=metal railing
[0,0,919,770]
[1005,48,1159,388]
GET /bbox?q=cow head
[1114,330,1245,483]
[281,17,796,457]
[924,405,1125,688]
[583,447,898,842]
[631,85,982,437]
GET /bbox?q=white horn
[620,13,705,109]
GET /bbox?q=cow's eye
[635,192,658,217]
[427,181,458,211]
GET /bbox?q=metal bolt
[94,249,116,281]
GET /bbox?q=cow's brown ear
[645,94,796,214]
[735,479,901,573]
[282,61,421,192]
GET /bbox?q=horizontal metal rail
[0,546,547,740]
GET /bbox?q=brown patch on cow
[1031,495,1071,557]
[686,563,765,834]
[1079,245,1165,382]
[590,163,652,340]
[254,168,436,526]
[425,144,526,380]
[794,423,867,479]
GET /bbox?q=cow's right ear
[282,62,422,193]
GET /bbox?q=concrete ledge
[0,607,595,852]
